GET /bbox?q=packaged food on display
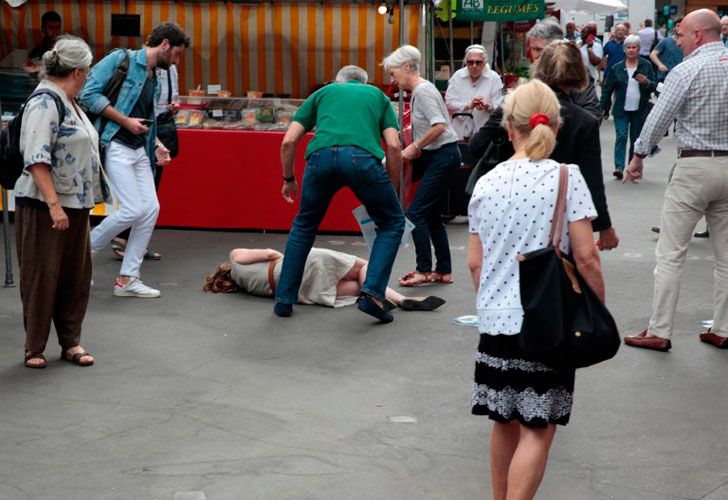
[187,110,206,128]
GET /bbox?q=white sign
[353,205,414,251]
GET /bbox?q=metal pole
[448,0,454,75]
[2,188,14,288]
[397,0,405,201]
[470,21,474,45]
[0,98,14,288]
[500,22,505,73]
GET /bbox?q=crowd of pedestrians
[8,7,728,500]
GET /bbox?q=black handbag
[517,164,620,369]
[155,69,179,158]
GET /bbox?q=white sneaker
[113,278,161,298]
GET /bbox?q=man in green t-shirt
[275,65,404,323]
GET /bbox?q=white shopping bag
[352,205,415,251]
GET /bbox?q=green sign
[455,0,546,22]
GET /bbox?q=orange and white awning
[1,0,425,97]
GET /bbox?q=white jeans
[648,157,728,338]
[91,141,160,279]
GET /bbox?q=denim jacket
[79,48,159,163]
[600,57,657,119]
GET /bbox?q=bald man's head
[678,9,721,55]
[688,9,721,38]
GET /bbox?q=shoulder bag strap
[166,68,173,105]
[99,50,131,137]
[548,164,569,254]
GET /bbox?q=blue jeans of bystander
[275,146,405,304]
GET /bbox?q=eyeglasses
[466,60,484,66]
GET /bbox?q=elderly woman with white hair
[14,35,108,368]
[445,44,504,141]
[383,45,461,287]
[600,34,656,180]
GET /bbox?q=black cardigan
[469,91,612,232]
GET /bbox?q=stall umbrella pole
[2,188,14,288]
[397,0,405,202]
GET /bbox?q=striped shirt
[634,42,728,156]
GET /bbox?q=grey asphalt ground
[1,122,727,500]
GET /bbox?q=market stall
[1,0,431,232]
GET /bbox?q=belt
[678,150,728,158]
[267,258,278,293]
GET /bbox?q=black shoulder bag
[517,164,620,369]
[155,68,179,158]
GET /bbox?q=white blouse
[467,158,597,335]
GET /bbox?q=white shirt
[154,64,179,116]
[624,66,640,111]
[410,80,459,149]
[445,66,504,140]
[638,27,662,56]
[579,40,603,83]
[467,159,597,335]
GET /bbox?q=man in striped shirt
[624,9,728,351]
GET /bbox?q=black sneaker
[613,170,623,180]
[651,226,661,234]
[694,230,709,238]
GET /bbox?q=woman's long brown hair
[202,262,241,293]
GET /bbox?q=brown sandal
[427,272,454,284]
[24,352,47,369]
[61,350,94,367]
[398,271,431,287]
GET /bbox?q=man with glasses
[624,9,728,352]
[445,44,503,142]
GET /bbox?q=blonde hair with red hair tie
[529,113,550,128]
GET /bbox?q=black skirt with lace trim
[472,333,575,428]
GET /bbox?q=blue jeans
[406,142,461,274]
[613,111,645,171]
[275,146,405,304]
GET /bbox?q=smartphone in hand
[138,118,153,126]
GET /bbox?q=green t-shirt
[293,80,399,160]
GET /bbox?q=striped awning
[1,0,426,97]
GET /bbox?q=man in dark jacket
[470,23,619,250]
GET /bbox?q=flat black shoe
[651,226,661,234]
[399,296,446,311]
[694,230,709,238]
[274,302,292,317]
[613,170,623,180]
[357,295,394,323]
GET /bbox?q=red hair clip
[529,113,550,128]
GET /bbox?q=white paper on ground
[387,416,418,423]
[353,205,415,251]
[453,315,479,328]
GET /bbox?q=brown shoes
[624,330,672,352]
[699,330,728,349]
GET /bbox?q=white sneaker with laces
[113,278,161,298]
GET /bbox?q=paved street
[1,122,727,500]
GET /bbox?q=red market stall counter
[156,129,361,232]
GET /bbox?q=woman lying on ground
[203,247,446,312]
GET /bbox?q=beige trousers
[648,156,728,339]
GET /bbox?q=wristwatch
[283,175,295,182]
[634,153,647,159]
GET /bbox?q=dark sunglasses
[466,60,484,66]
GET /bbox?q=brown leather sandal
[61,350,94,366]
[398,271,430,287]
[24,352,47,369]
